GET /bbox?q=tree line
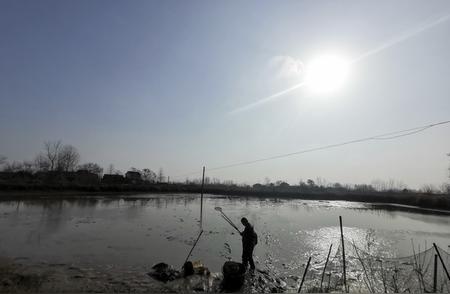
[0,140,165,182]
[0,141,448,194]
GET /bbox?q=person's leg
[242,251,249,270]
[242,248,251,270]
[249,256,255,270]
[249,246,255,270]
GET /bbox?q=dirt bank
[0,257,291,293]
[0,257,170,293]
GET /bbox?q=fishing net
[297,237,450,293]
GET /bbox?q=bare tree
[0,155,6,166]
[157,168,165,183]
[371,179,387,191]
[439,183,450,194]
[57,145,80,172]
[77,162,103,177]
[142,168,157,183]
[107,164,115,174]
[316,177,327,188]
[223,180,234,186]
[447,153,450,179]
[420,184,436,194]
[2,161,23,172]
[44,140,62,171]
[386,178,396,191]
[34,153,50,171]
[22,160,35,173]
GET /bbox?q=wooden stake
[433,243,450,282]
[298,256,311,293]
[339,216,348,293]
[320,244,333,291]
[379,260,387,293]
[200,166,205,229]
[433,254,438,293]
[326,273,331,292]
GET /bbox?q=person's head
[241,217,249,227]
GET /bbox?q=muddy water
[0,194,449,276]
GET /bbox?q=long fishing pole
[221,214,240,233]
[217,208,239,231]
[215,207,241,233]
[219,211,237,228]
[183,229,204,266]
[221,214,240,232]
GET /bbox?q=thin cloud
[352,13,450,63]
[229,82,306,115]
[269,55,305,79]
[229,13,450,115]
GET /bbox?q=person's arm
[240,227,246,236]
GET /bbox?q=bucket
[222,261,245,291]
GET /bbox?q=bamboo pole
[339,216,348,293]
[320,244,333,291]
[298,256,312,293]
[433,243,450,281]
[379,260,387,293]
[183,229,204,265]
[433,254,438,293]
[200,166,205,229]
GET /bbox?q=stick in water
[339,216,348,293]
[200,167,205,229]
[320,244,333,291]
[183,230,204,266]
[433,243,450,282]
[298,256,312,293]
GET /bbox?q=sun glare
[305,55,350,94]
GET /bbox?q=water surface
[0,194,449,275]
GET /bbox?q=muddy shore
[0,256,172,293]
[0,257,292,293]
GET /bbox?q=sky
[1,0,450,188]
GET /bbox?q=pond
[0,194,449,277]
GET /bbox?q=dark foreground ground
[0,257,290,293]
[0,256,169,293]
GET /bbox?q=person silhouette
[240,217,257,271]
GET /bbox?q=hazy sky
[1,1,450,188]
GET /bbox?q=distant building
[102,174,125,185]
[0,171,34,184]
[125,171,142,184]
[73,170,99,185]
[0,171,99,186]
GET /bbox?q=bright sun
[305,55,350,94]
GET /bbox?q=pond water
[0,194,449,276]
